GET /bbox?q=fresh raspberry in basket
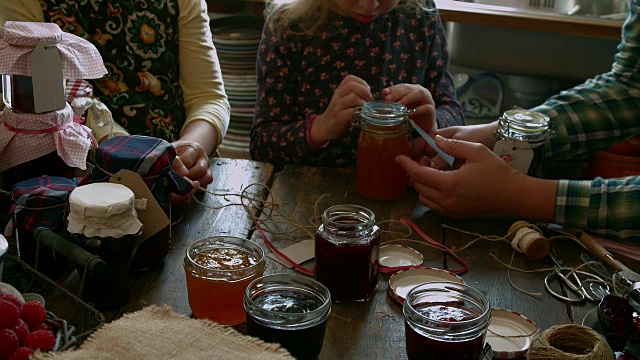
[0,294,23,312]
[24,330,55,352]
[11,320,29,346]
[0,300,20,329]
[0,329,19,359]
[29,322,49,333]
[7,347,33,360]
[20,301,46,330]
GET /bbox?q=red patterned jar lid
[486,308,539,359]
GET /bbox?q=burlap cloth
[33,305,294,360]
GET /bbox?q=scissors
[544,252,608,303]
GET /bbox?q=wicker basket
[2,255,105,350]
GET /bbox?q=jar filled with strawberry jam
[403,282,491,360]
[315,204,380,302]
[355,102,412,200]
[184,236,266,325]
[244,274,331,359]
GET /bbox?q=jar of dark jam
[403,282,491,360]
[67,183,143,310]
[2,74,37,113]
[314,204,380,302]
[355,102,412,200]
[244,273,331,360]
[494,109,553,178]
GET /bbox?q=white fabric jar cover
[67,183,143,239]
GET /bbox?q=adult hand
[396,135,527,219]
[309,75,373,146]
[171,140,213,203]
[382,83,436,133]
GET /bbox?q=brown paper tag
[31,43,65,113]
[110,169,170,244]
[268,240,315,268]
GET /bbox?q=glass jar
[403,282,491,360]
[244,274,331,360]
[314,204,380,302]
[2,74,36,113]
[355,102,412,200]
[495,109,552,178]
[66,183,143,310]
[184,236,266,325]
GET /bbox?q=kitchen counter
[435,0,622,40]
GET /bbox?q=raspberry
[0,329,19,359]
[0,294,23,312]
[11,320,29,346]
[29,322,49,333]
[20,301,47,331]
[8,347,33,360]
[24,330,55,352]
[0,300,21,329]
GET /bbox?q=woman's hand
[171,140,212,203]
[382,83,436,133]
[396,135,529,219]
[309,75,373,146]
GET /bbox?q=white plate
[379,245,423,267]
[486,308,539,359]
[388,267,465,304]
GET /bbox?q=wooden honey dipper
[507,221,550,261]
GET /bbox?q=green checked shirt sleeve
[530,0,640,244]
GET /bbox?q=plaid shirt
[531,0,640,244]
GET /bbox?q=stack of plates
[210,15,264,155]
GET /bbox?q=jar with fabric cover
[90,135,194,271]
[0,21,107,244]
[67,183,143,310]
[354,102,412,200]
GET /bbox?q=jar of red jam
[355,102,412,200]
[314,204,380,302]
[403,282,491,360]
[244,274,331,360]
[184,236,266,326]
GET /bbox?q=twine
[527,324,614,360]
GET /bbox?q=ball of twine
[527,324,614,360]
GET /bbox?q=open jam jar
[244,274,331,359]
[184,236,266,325]
[314,204,380,302]
[354,102,412,200]
[403,282,491,360]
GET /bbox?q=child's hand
[309,75,373,146]
[382,83,436,133]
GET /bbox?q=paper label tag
[110,169,170,244]
[31,43,65,113]
[493,139,534,173]
[268,240,315,268]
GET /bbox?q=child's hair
[265,0,437,38]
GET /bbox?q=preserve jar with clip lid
[494,109,554,178]
[353,102,414,200]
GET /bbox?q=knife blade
[408,119,455,166]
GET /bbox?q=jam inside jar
[314,204,380,302]
[403,282,491,360]
[355,102,411,200]
[244,274,331,360]
[184,236,266,326]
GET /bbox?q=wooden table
[110,158,636,359]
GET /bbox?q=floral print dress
[41,0,186,142]
[250,8,463,167]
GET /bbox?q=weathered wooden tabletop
[110,158,636,359]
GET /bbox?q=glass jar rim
[360,101,412,126]
[501,109,550,130]
[403,281,491,326]
[321,204,376,234]
[185,236,266,274]
[244,273,331,328]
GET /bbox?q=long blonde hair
[265,0,437,38]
